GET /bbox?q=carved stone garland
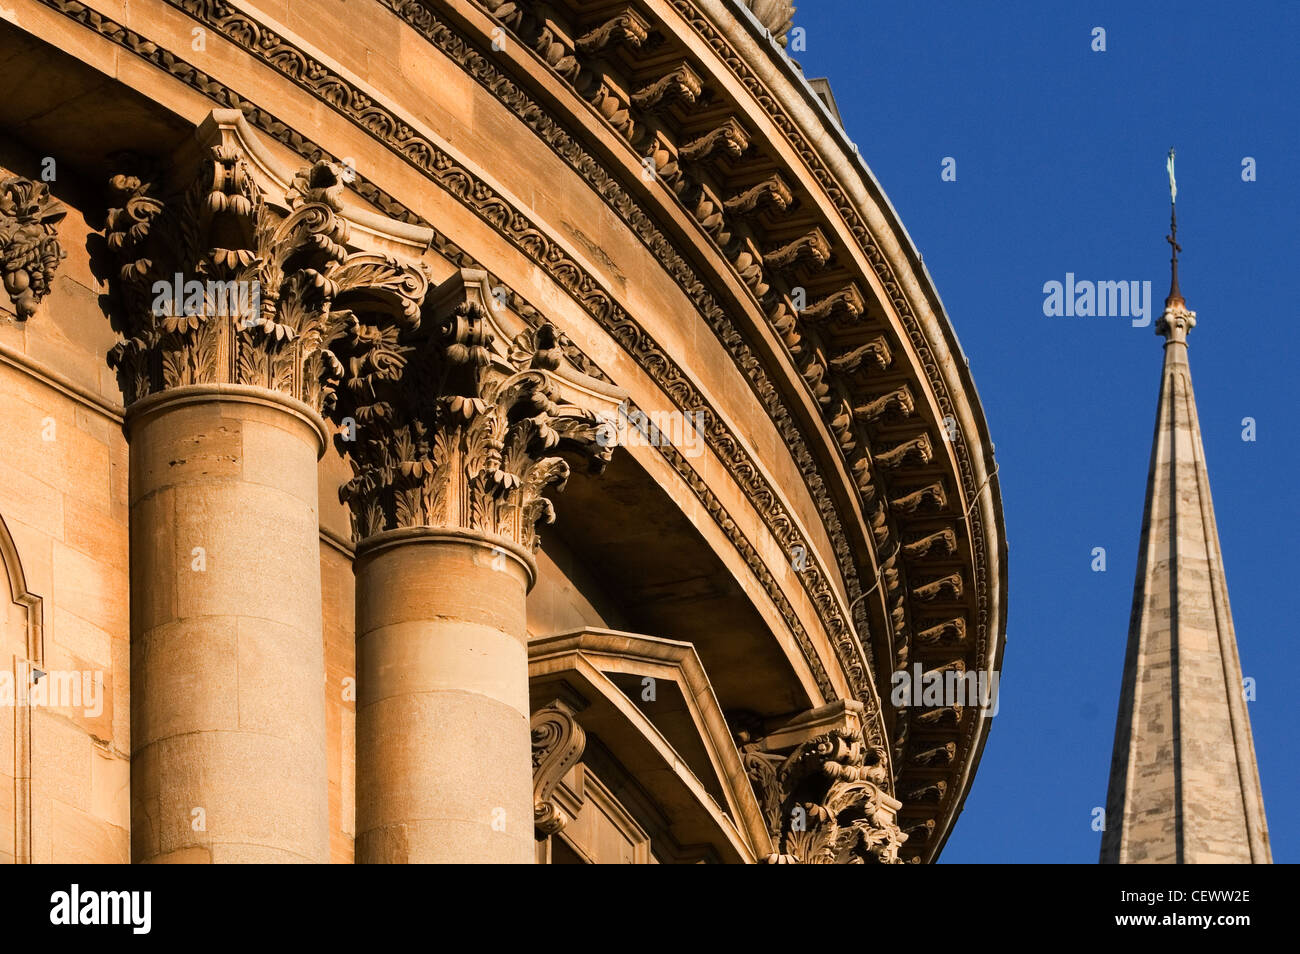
[0,177,66,319]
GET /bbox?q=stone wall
[0,173,130,863]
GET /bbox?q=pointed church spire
[1100,157,1271,863]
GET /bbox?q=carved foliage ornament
[101,149,426,411]
[741,724,905,864]
[0,177,66,320]
[53,0,906,765]
[334,272,613,548]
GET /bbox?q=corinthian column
[103,111,427,863]
[342,270,614,863]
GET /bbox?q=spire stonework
[1100,186,1271,864]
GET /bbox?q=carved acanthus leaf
[740,715,905,864]
[101,145,425,411]
[336,271,613,547]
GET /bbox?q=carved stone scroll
[679,118,750,162]
[532,700,586,837]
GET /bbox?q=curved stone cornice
[30,0,1009,856]
[461,0,1003,858]
[378,0,882,728]
[688,1,1007,859]
[462,0,1004,858]
[26,8,856,721]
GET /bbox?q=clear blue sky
[791,0,1299,863]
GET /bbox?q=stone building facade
[0,0,1005,863]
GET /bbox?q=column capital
[736,701,907,864]
[338,269,620,550]
[100,110,428,412]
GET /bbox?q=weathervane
[1165,147,1183,304]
